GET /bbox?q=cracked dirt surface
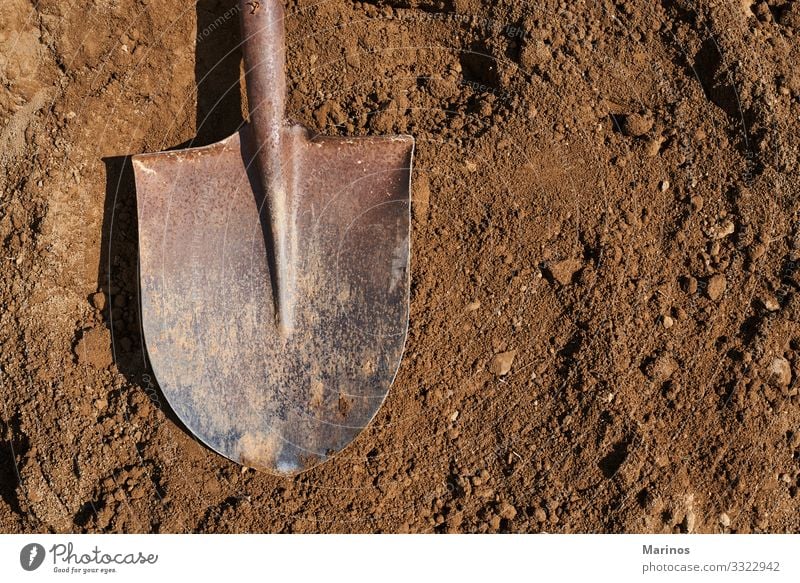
[2,0,800,532]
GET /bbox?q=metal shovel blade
[132,124,413,475]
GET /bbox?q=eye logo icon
[20,543,46,571]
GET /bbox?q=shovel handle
[239,0,296,334]
[239,0,286,156]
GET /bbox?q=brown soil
[2,0,800,533]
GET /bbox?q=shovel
[132,0,413,475]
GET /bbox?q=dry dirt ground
[2,0,800,533]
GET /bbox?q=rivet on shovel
[132,0,414,475]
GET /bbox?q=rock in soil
[706,275,726,301]
[620,112,654,137]
[770,357,792,388]
[90,291,106,311]
[546,258,583,286]
[492,351,517,377]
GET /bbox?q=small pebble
[621,112,653,137]
[662,315,674,329]
[761,296,780,311]
[711,220,735,239]
[547,258,582,285]
[492,350,517,376]
[498,501,517,520]
[770,357,792,387]
[719,512,731,528]
[706,274,726,301]
[90,291,106,311]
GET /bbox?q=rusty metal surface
[132,125,413,475]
